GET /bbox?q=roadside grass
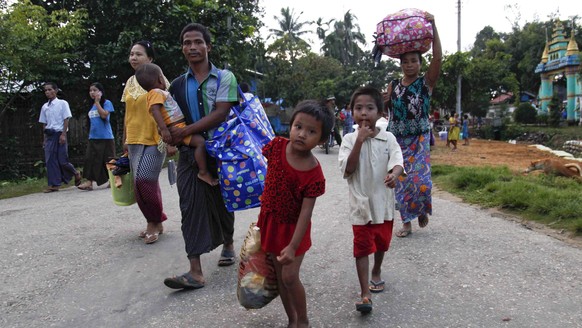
[433,164,582,235]
[0,177,50,200]
[0,155,179,200]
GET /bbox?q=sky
[258,0,581,55]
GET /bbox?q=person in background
[38,82,82,193]
[326,96,342,146]
[448,113,460,151]
[163,23,239,290]
[257,100,333,327]
[122,40,171,245]
[462,114,470,146]
[77,82,115,191]
[340,105,354,136]
[339,86,404,313]
[384,12,442,237]
[239,82,254,102]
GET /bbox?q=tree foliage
[0,0,87,123]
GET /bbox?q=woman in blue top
[384,13,441,237]
[78,82,115,190]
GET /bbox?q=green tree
[0,0,87,124]
[320,10,366,66]
[268,7,312,63]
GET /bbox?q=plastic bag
[237,222,279,309]
[207,89,275,211]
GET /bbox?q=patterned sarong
[395,132,432,222]
[127,144,167,223]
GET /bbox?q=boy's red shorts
[352,220,394,258]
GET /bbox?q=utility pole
[456,0,462,115]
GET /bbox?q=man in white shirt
[38,82,81,192]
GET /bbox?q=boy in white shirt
[338,86,404,313]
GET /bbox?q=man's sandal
[163,272,205,290]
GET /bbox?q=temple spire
[566,21,579,56]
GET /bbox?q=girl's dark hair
[131,40,156,61]
[90,82,106,107]
[180,23,212,45]
[349,86,384,114]
[290,100,334,142]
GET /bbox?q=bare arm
[277,197,317,264]
[94,101,109,119]
[425,13,442,90]
[150,105,171,143]
[60,118,69,144]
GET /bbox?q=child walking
[338,86,405,313]
[135,63,217,185]
[256,100,334,328]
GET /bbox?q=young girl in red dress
[257,100,334,328]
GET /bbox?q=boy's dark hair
[290,100,334,142]
[134,63,162,91]
[131,40,156,61]
[349,86,384,114]
[180,23,212,45]
[239,82,250,93]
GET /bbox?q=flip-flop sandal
[419,215,429,228]
[218,249,236,266]
[163,272,205,290]
[356,297,373,313]
[369,280,385,293]
[43,187,59,193]
[396,229,412,238]
[144,233,159,244]
[138,229,164,238]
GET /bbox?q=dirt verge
[430,137,582,248]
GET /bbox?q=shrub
[513,103,537,124]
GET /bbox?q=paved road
[2,146,582,328]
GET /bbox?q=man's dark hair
[43,82,58,91]
[134,63,162,91]
[349,86,384,114]
[180,23,212,45]
[239,82,250,93]
[290,100,335,142]
[131,40,156,61]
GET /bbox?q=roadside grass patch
[0,177,48,200]
[433,165,582,235]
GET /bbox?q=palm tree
[320,10,366,66]
[268,7,312,62]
